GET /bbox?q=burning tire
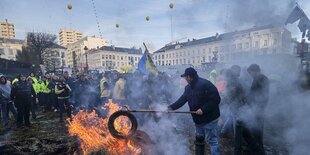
[108,111,138,139]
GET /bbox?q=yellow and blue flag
[138,49,158,75]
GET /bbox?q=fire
[67,99,142,155]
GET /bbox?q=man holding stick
[168,67,221,155]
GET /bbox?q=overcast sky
[1,0,310,51]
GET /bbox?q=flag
[298,16,310,37]
[138,49,158,75]
[285,6,306,25]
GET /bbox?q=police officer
[11,74,37,128]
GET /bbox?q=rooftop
[92,45,143,55]
[155,25,281,53]
[50,43,66,49]
[0,38,24,44]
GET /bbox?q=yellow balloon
[169,3,174,9]
[116,24,119,28]
[146,16,150,21]
[67,4,72,10]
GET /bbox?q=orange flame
[67,99,141,155]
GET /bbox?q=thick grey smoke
[223,52,309,154]
[224,0,296,31]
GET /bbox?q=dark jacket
[65,77,75,91]
[247,74,269,109]
[11,81,36,101]
[55,82,71,99]
[169,76,221,125]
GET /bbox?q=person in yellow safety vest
[12,75,20,85]
[29,73,40,95]
[208,69,217,85]
[40,75,51,112]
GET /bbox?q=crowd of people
[0,63,269,154]
[0,71,176,127]
[169,64,269,155]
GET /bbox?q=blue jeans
[221,109,236,136]
[1,99,17,124]
[195,119,220,155]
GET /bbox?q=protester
[0,74,17,126]
[113,74,126,104]
[55,77,72,122]
[11,74,37,128]
[244,64,269,154]
[168,67,221,155]
[220,65,245,137]
[74,73,91,108]
[100,73,111,105]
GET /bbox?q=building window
[135,57,137,61]
[113,55,115,59]
[162,55,164,59]
[264,40,268,46]
[121,56,123,60]
[106,55,108,59]
[102,62,105,66]
[238,43,242,49]
[245,42,250,48]
[255,41,259,48]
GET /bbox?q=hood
[0,74,7,84]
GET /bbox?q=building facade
[65,36,106,72]
[88,45,143,72]
[153,25,292,67]
[59,29,83,47]
[0,19,15,39]
[0,38,24,61]
[42,44,66,72]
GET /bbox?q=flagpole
[143,42,149,53]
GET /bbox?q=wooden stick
[128,109,196,114]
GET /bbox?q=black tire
[108,111,138,139]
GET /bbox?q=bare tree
[26,32,57,65]
[16,46,38,64]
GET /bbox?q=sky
[1,0,310,51]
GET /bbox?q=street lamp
[84,46,89,72]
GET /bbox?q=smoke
[219,50,309,154]
[223,0,296,31]
[122,73,193,154]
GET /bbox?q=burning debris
[67,99,153,155]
